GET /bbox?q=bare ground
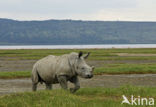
[0,74,156,95]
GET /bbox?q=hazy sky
[0,0,156,21]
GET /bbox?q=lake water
[0,44,156,49]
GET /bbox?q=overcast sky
[0,0,156,21]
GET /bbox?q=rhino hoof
[70,88,76,93]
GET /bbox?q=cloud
[0,0,136,13]
[0,0,155,21]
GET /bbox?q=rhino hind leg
[45,83,52,90]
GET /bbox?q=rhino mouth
[84,74,93,79]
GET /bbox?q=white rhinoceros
[31,51,94,92]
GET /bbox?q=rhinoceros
[31,51,94,92]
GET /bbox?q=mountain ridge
[0,18,156,45]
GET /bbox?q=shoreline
[0,44,156,49]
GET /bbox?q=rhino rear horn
[78,51,83,58]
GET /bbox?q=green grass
[0,85,155,107]
[0,71,30,79]
[1,48,156,60]
[95,63,156,74]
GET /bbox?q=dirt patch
[0,74,156,95]
[0,59,36,72]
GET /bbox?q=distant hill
[0,18,156,45]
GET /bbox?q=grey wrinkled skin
[31,52,94,93]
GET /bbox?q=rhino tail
[31,67,39,84]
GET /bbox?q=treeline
[0,18,156,45]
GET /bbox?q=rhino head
[74,51,94,79]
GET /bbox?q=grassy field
[96,63,156,74]
[1,63,156,78]
[1,48,156,78]
[0,49,156,106]
[0,85,155,107]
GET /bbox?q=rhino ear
[78,51,83,58]
[84,52,90,59]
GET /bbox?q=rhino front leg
[58,75,68,90]
[69,76,80,93]
[45,83,52,90]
